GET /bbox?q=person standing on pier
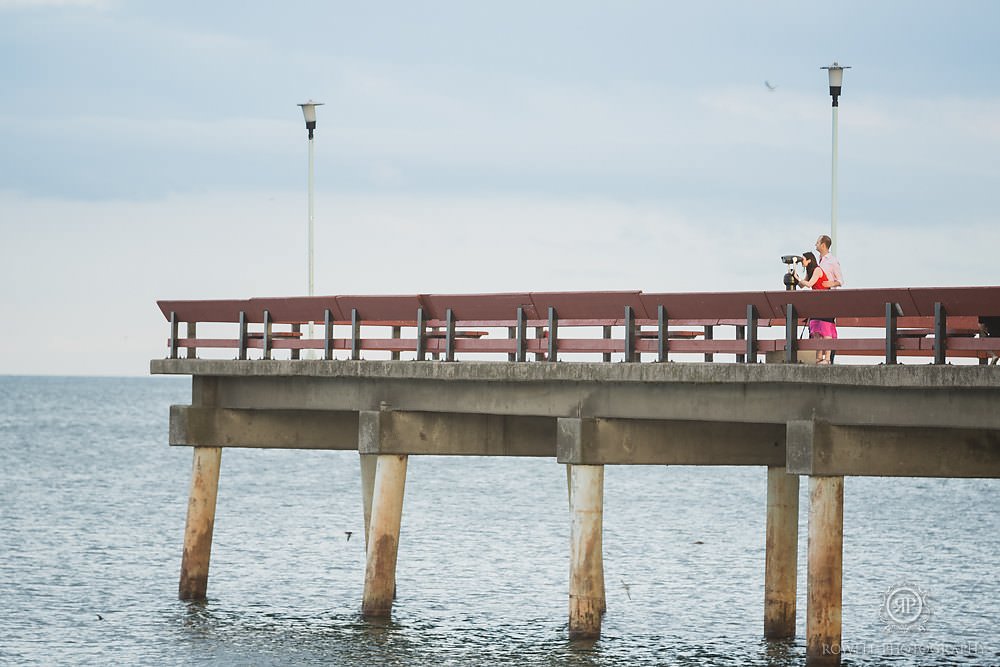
[797,252,836,364]
[815,235,843,289]
[814,234,843,364]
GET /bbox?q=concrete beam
[169,406,358,449]
[156,366,1000,431]
[358,410,556,457]
[787,420,1000,478]
[557,417,785,465]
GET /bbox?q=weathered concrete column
[361,454,408,617]
[807,475,844,666]
[568,463,605,638]
[566,463,606,614]
[764,465,800,638]
[359,453,377,548]
[178,446,222,600]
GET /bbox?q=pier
[152,287,1000,666]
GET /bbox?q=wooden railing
[157,287,1000,365]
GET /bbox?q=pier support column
[359,453,377,549]
[764,466,800,638]
[362,454,408,618]
[566,464,606,614]
[568,463,605,638]
[807,475,844,666]
[178,446,222,600]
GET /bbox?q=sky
[2,1,999,376]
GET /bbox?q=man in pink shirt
[812,234,844,363]
[815,235,844,289]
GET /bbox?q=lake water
[1,375,997,665]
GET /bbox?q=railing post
[351,309,361,361]
[703,325,714,363]
[602,326,612,363]
[262,309,273,361]
[547,307,558,362]
[186,322,197,359]
[391,326,401,361]
[657,305,668,363]
[934,302,947,365]
[291,323,302,360]
[507,326,516,362]
[736,325,746,363]
[746,304,759,363]
[784,304,797,364]
[169,311,179,359]
[624,306,636,362]
[885,302,900,365]
[515,307,527,362]
[323,310,333,361]
[238,311,248,361]
[445,308,456,362]
[416,308,426,361]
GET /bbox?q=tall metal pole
[308,132,315,300]
[831,103,839,256]
[821,63,848,257]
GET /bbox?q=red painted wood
[528,291,648,319]
[640,291,774,319]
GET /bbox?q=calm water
[0,375,997,666]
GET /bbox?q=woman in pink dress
[797,252,837,364]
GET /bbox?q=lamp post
[298,100,324,297]
[820,63,849,256]
[298,100,323,356]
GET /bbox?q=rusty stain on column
[807,475,844,666]
[568,464,605,638]
[361,454,408,617]
[178,446,222,600]
[764,465,800,638]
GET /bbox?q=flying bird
[764,80,777,91]
[345,531,353,541]
[620,578,632,601]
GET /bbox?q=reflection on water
[1,376,998,666]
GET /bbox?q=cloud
[0,0,109,8]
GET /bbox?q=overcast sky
[2,1,998,376]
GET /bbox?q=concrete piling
[807,475,844,665]
[764,466,800,638]
[359,453,377,549]
[178,446,222,600]
[568,464,605,638]
[361,454,408,617]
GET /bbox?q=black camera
[781,255,802,290]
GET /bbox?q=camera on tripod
[781,255,802,291]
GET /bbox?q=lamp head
[298,100,324,137]
[820,62,850,106]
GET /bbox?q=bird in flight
[345,531,353,541]
[764,80,777,91]
[620,578,632,601]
